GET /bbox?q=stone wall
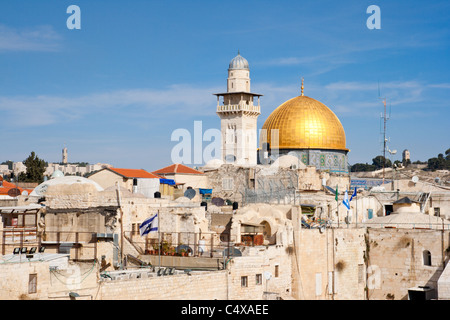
[99,244,292,300]
[366,228,449,300]
[293,227,366,300]
[438,261,450,299]
[0,258,98,300]
[0,260,51,300]
[99,270,229,300]
[228,245,293,300]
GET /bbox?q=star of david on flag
[343,190,350,210]
[349,187,357,202]
[139,213,158,237]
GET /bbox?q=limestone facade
[366,228,449,300]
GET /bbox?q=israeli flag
[343,190,350,210]
[349,187,357,202]
[139,213,158,237]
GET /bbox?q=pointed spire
[238,49,240,56]
[301,77,304,96]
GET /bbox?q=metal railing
[1,229,98,259]
[125,230,242,258]
[217,104,261,113]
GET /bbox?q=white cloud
[0,84,221,127]
[428,83,450,89]
[0,24,61,52]
[1,79,446,128]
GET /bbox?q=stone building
[88,167,161,199]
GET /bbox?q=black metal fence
[1,228,244,260]
[1,228,98,259]
[125,230,240,258]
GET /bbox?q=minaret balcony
[216,104,261,115]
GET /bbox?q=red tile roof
[0,177,34,196]
[152,163,204,175]
[107,168,161,179]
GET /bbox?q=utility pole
[381,98,387,185]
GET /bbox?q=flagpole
[158,210,161,270]
[336,185,339,228]
[346,189,349,229]
[355,189,358,228]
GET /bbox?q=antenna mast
[378,81,389,185]
[380,97,388,184]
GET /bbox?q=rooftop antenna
[378,82,390,185]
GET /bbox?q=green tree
[19,151,46,183]
[427,149,450,171]
[402,158,411,167]
[445,149,450,169]
[372,155,392,170]
[350,163,376,172]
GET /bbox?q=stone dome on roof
[229,51,249,70]
[202,158,224,170]
[364,211,450,230]
[30,176,104,197]
[51,170,64,179]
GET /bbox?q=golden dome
[261,95,348,151]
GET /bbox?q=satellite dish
[184,188,196,200]
[412,176,419,183]
[264,271,272,280]
[319,225,326,233]
[211,197,225,207]
[435,177,441,184]
[223,247,242,257]
[7,188,21,197]
[225,154,236,163]
[33,184,48,196]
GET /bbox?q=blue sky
[0,0,449,171]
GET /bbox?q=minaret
[62,146,68,164]
[214,52,262,165]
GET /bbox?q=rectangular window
[435,207,440,217]
[241,276,248,287]
[28,274,37,294]
[222,178,234,191]
[358,264,364,283]
[315,273,322,296]
[256,274,262,285]
[328,272,333,295]
[275,265,279,278]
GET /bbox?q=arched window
[423,250,432,266]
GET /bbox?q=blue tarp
[160,178,175,185]
[199,188,213,195]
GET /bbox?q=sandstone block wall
[366,228,449,300]
[294,227,366,300]
[99,271,228,300]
